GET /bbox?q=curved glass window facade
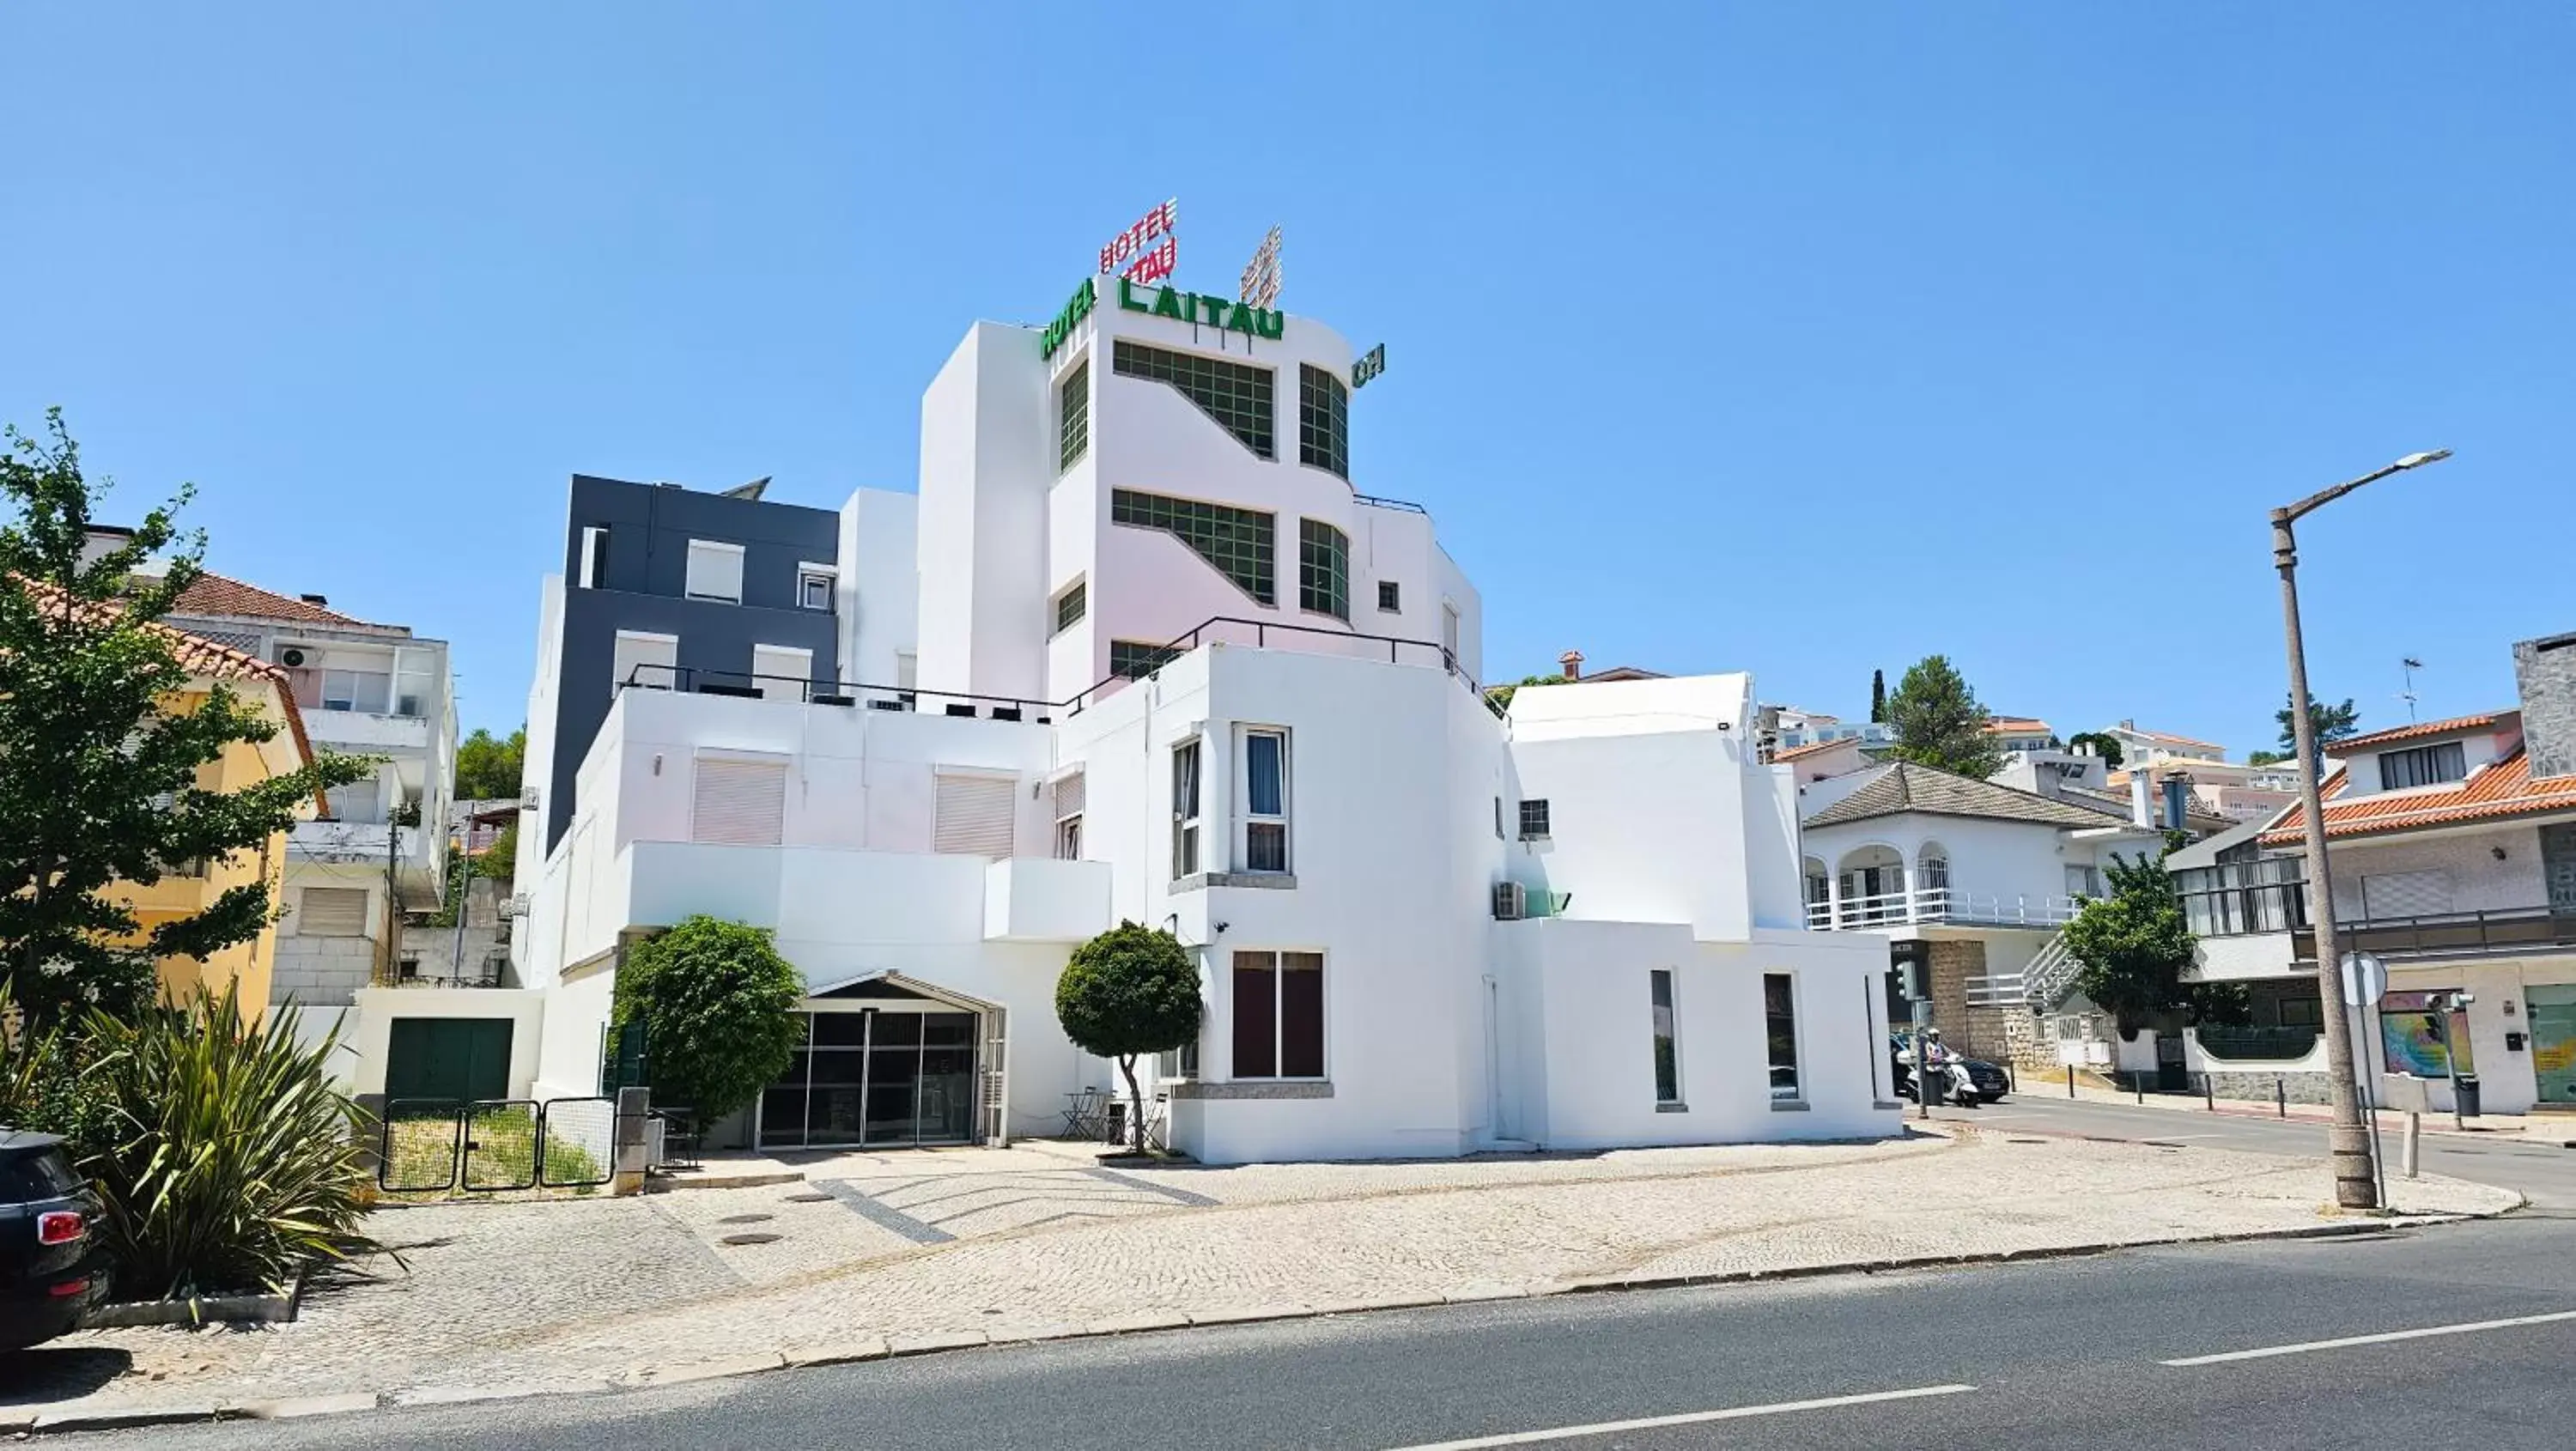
[1112,488,1275,604]
[1299,518,1349,620]
[1298,364,1349,479]
[1114,341,1274,459]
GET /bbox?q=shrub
[1056,922,1202,1153]
[44,984,385,1299]
[612,916,805,1122]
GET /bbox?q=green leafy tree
[2061,852,2198,1033]
[1884,655,2005,780]
[0,411,371,1025]
[1484,672,1568,717]
[2065,731,2124,768]
[2275,692,2360,769]
[2246,749,2291,767]
[1868,669,1886,724]
[611,915,805,1121]
[475,820,518,881]
[1055,922,1202,1152]
[453,726,526,800]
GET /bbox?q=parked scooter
[1893,1029,1983,1108]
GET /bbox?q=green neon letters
[1117,279,1285,342]
[1041,277,1097,360]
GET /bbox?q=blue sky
[3,3,2570,750]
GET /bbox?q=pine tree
[0,410,370,1023]
[1884,655,2004,780]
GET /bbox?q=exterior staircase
[2020,927,2084,1014]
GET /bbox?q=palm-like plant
[72,984,387,1299]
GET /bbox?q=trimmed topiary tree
[611,916,805,1123]
[1055,922,1202,1153]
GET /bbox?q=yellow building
[63,598,322,1017]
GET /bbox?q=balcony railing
[616,615,1485,722]
[2291,906,2576,964]
[1807,887,2083,931]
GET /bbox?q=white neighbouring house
[488,270,1899,1163]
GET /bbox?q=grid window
[1242,727,1289,873]
[1378,580,1400,613]
[1649,969,1680,1105]
[1058,359,1090,472]
[1298,519,1349,620]
[1764,974,1801,1100]
[1298,364,1349,478]
[1111,640,1182,679]
[1111,489,1275,604]
[1114,341,1274,458]
[1054,580,1086,635]
[2378,741,2467,790]
[1518,798,1551,839]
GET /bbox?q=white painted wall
[836,488,919,690]
[347,987,547,1098]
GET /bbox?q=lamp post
[2272,448,2451,1211]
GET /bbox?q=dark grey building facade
[541,475,843,848]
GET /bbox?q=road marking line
[1379,1383,1978,1449]
[2161,1309,2576,1366]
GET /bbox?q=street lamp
[2272,447,2451,1211]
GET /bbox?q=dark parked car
[0,1131,106,1351]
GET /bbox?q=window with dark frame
[1058,358,1091,472]
[1298,363,1349,478]
[2378,740,2468,791]
[1054,580,1086,635]
[1518,798,1551,839]
[1171,738,1202,879]
[1298,519,1349,620]
[1243,728,1288,872]
[1649,968,1680,1105]
[1111,489,1275,604]
[1378,580,1400,612]
[1232,950,1324,1079]
[1764,973,1801,1100]
[1114,340,1274,458]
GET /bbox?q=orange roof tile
[1774,738,1856,762]
[17,578,320,797]
[1984,716,2052,734]
[2329,712,2506,754]
[2123,726,2226,750]
[172,572,374,626]
[2258,745,2576,846]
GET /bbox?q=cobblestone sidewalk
[1,1127,2518,1426]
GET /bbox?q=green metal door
[386,1018,513,1102]
[2530,986,2576,1108]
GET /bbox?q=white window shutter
[299,886,369,937]
[685,541,744,603]
[934,774,1017,859]
[692,758,787,846]
[1052,770,1086,821]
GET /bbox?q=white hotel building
[489,272,1898,1163]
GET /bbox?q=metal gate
[380,1099,465,1192]
[377,1096,620,1193]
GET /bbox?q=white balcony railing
[1806,886,2083,932]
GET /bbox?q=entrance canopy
[805,969,1003,1015]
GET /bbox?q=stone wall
[2202,1069,2334,1107]
[270,935,375,1008]
[2513,632,2576,782]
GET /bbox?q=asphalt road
[57,1099,2576,1451]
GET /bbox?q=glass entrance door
[2530,985,2576,1108]
[757,1009,981,1150]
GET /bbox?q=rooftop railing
[1805,886,2083,931]
[615,614,1482,722]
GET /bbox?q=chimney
[2130,768,2154,829]
[2514,631,2576,781]
[78,525,136,568]
[1558,649,1583,682]
[2163,775,2191,831]
[299,593,330,608]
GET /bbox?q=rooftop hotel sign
[1100,198,1177,287]
[1042,276,1286,360]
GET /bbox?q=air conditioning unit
[517,786,541,810]
[280,647,307,668]
[1492,881,1526,920]
[506,893,532,919]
